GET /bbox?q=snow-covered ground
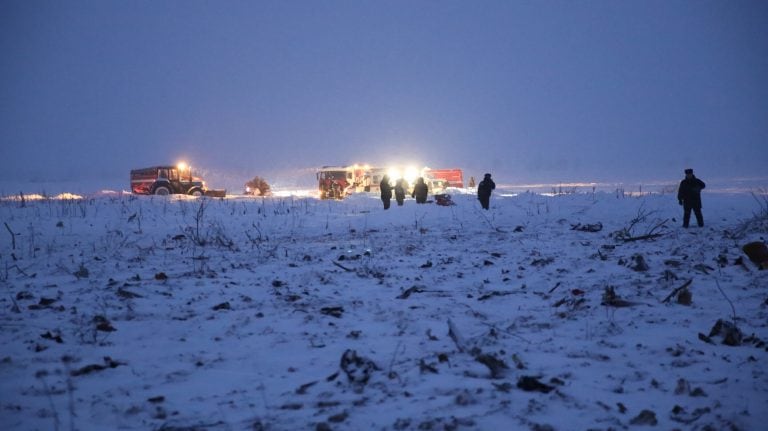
[1,189,766,430]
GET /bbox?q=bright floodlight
[177,162,188,172]
[387,167,402,180]
[404,166,419,184]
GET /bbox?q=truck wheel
[190,189,203,197]
[154,186,171,196]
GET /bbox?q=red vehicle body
[130,165,217,196]
[316,165,368,199]
[424,168,464,188]
[316,165,464,199]
[316,168,349,200]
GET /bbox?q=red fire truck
[424,168,464,188]
[316,165,464,199]
[316,165,369,199]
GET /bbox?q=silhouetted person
[394,178,407,206]
[380,175,393,210]
[477,173,495,210]
[412,177,428,204]
[468,176,476,188]
[677,168,705,228]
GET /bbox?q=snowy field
[1,189,767,430]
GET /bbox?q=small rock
[676,288,692,305]
[328,412,348,423]
[516,376,554,393]
[629,409,657,426]
[630,254,649,272]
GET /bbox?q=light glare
[404,166,419,184]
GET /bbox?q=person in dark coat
[411,177,428,204]
[477,173,495,210]
[677,168,705,228]
[380,175,393,210]
[394,178,408,206]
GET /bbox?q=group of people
[379,168,706,229]
[379,173,497,210]
[379,176,430,209]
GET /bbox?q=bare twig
[387,341,404,382]
[646,218,669,236]
[7,264,32,277]
[332,261,353,272]
[36,373,60,431]
[9,295,20,313]
[4,222,15,250]
[446,319,509,378]
[622,233,664,242]
[625,204,648,233]
[447,319,467,353]
[714,277,737,321]
[475,207,506,233]
[662,279,693,303]
[548,282,562,294]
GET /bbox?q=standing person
[477,173,496,210]
[394,178,407,206]
[380,175,393,210]
[412,177,428,204]
[677,168,706,228]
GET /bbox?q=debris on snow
[320,306,344,318]
[662,279,693,304]
[742,241,768,269]
[1,190,766,430]
[516,376,554,393]
[707,319,743,346]
[629,409,658,426]
[339,349,379,389]
[69,356,126,377]
[571,222,603,232]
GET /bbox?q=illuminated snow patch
[272,189,317,198]
[54,193,84,200]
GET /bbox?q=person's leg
[694,207,704,227]
[683,206,691,228]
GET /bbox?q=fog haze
[1,1,766,189]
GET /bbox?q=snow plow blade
[204,189,227,198]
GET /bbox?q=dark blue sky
[1,0,766,187]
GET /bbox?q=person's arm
[677,181,684,204]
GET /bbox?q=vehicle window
[169,169,179,181]
[159,169,168,179]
